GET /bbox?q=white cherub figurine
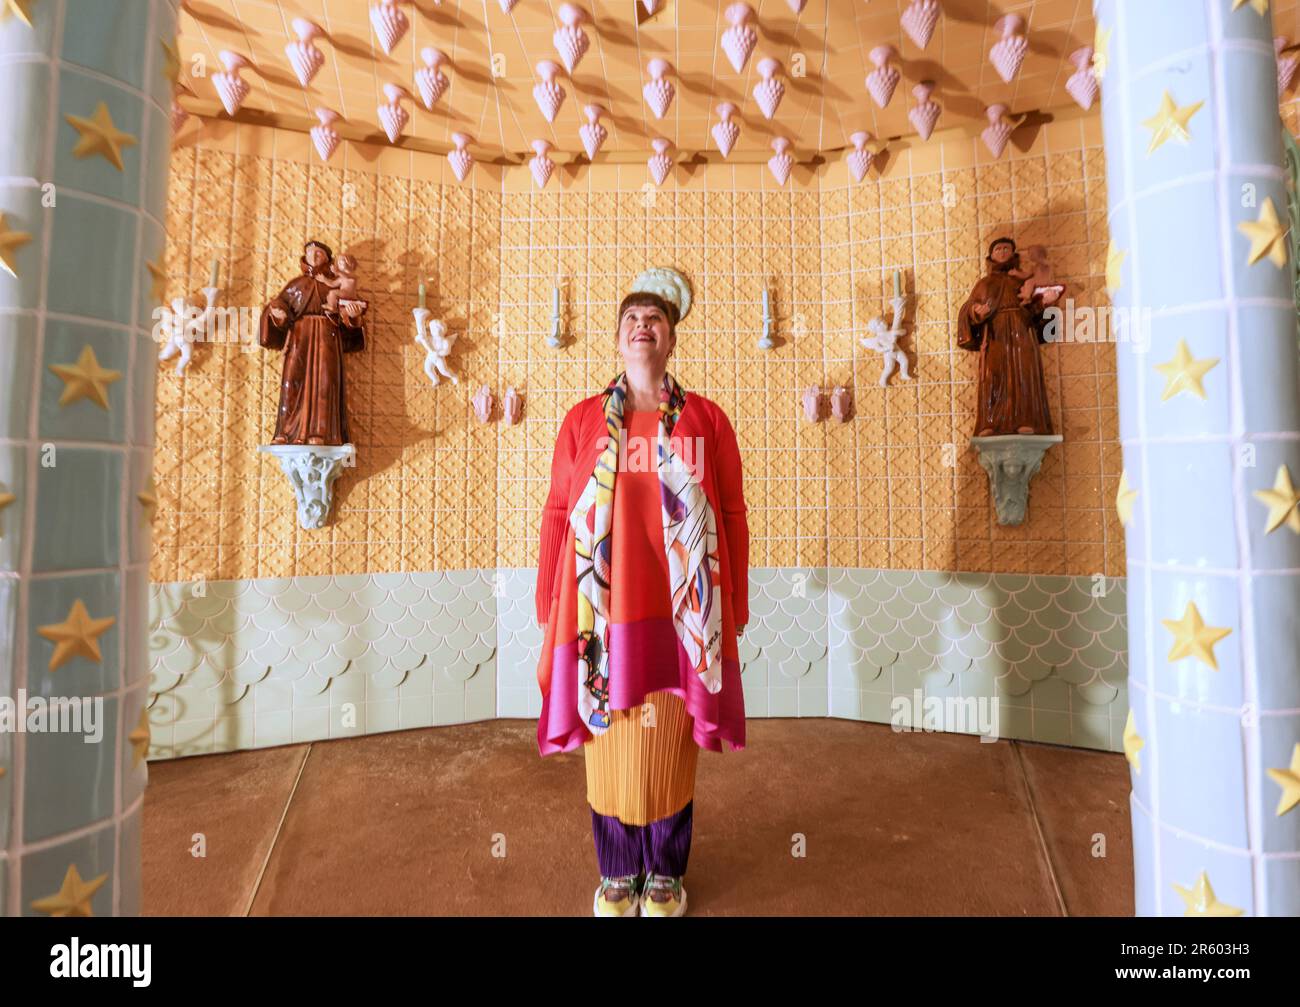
[158,295,205,375]
[415,317,459,386]
[862,298,910,387]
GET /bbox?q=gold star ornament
[0,0,35,26]
[1238,197,1289,268]
[1116,470,1138,527]
[1092,24,1111,81]
[49,344,121,410]
[30,864,109,917]
[1161,601,1231,671]
[1174,872,1244,917]
[160,37,181,86]
[1154,339,1219,401]
[36,599,116,671]
[1253,464,1300,535]
[65,101,137,171]
[137,474,157,526]
[1264,743,1300,817]
[0,486,14,539]
[129,707,151,769]
[146,257,167,304]
[1123,709,1144,773]
[0,212,32,279]
[1232,0,1269,14]
[1142,91,1204,155]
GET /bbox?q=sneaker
[593,874,642,917]
[640,873,687,917]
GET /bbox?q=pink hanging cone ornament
[721,4,757,73]
[311,108,342,162]
[901,0,941,50]
[786,0,808,13]
[378,83,410,144]
[499,0,520,11]
[981,103,1012,158]
[712,102,740,157]
[472,385,494,424]
[847,131,875,183]
[553,4,590,74]
[640,0,664,14]
[213,51,251,116]
[170,96,190,133]
[648,139,672,186]
[529,139,555,189]
[831,386,853,423]
[448,132,473,182]
[503,387,524,426]
[370,0,409,56]
[801,386,825,423]
[1065,47,1098,110]
[908,81,941,140]
[990,14,1028,84]
[415,48,450,110]
[533,60,566,123]
[580,104,607,160]
[643,58,675,119]
[866,46,900,109]
[753,57,786,119]
[1277,38,1300,96]
[285,19,325,88]
[768,137,794,186]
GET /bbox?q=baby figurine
[416,317,459,386]
[1010,244,1057,303]
[324,253,359,313]
[863,314,910,387]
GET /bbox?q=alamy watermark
[890,688,1001,743]
[1041,298,1153,351]
[0,692,104,743]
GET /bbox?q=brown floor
[141,718,1135,916]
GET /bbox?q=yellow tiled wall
[152,115,1121,584]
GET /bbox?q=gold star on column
[1115,470,1138,527]
[0,486,15,540]
[1141,91,1204,155]
[146,257,167,304]
[1253,464,1300,535]
[0,0,35,26]
[137,474,157,525]
[29,864,109,917]
[1161,601,1231,671]
[160,37,180,85]
[65,101,137,171]
[1105,240,1126,295]
[1123,709,1144,773]
[1238,197,1289,268]
[36,599,116,671]
[128,707,151,768]
[1154,339,1219,401]
[1093,24,1111,81]
[49,344,122,410]
[0,212,32,279]
[1173,872,1244,917]
[1231,0,1269,14]
[1266,743,1300,817]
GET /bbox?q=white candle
[762,288,770,316]
[552,285,560,315]
[209,258,219,287]
[418,282,426,309]
[892,270,901,299]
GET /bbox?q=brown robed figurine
[259,240,367,446]
[956,237,1064,437]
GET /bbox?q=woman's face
[617,303,674,367]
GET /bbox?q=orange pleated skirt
[584,689,699,826]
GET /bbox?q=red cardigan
[535,391,750,630]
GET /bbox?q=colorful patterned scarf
[569,370,724,733]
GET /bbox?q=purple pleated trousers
[590,801,693,878]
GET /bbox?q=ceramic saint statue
[956,236,1062,437]
[259,240,367,446]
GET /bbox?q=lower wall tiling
[146,568,1128,759]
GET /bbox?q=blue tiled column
[1095,0,1300,916]
[0,0,175,917]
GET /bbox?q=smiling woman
[534,268,749,918]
